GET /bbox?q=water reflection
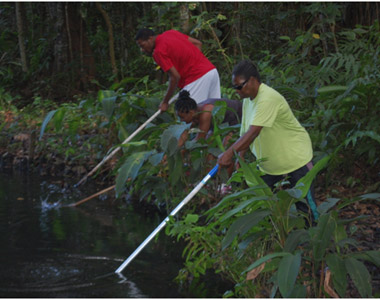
[0,171,208,298]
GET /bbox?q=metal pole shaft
[115,165,219,274]
[76,94,178,187]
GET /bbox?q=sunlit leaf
[184,214,199,224]
[317,85,347,94]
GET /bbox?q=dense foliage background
[1,2,379,298]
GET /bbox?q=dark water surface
[0,171,222,298]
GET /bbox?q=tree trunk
[180,4,190,33]
[96,2,118,82]
[15,2,28,73]
[66,3,96,92]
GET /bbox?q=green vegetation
[1,2,379,298]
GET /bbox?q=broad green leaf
[345,257,372,298]
[148,152,164,166]
[326,253,347,297]
[161,123,191,155]
[102,96,117,120]
[288,284,306,298]
[296,155,330,199]
[168,152,183,186]
[365,251,380,267]
[351,251,380,267]
[317,197,340,214]
[236,157,272,196]
[313,212,336,261]
[278,252,301,298]
[283,229,310,252]
[221,195,268,221]
[208,186,269,213]
[243,252,291,273]
[359,193,380,200]
[118,125,129,141]
[115,150,154,197]
[334,223,348,243]
[98,89,117,102]
[39,109,57,140]
[184,214,199,224]
[222,209,271,250]
[211,100,227,124]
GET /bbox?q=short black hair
[135,28,155,41]
[232,59,261,82]
[175,90,197,113]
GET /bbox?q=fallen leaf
[324,269,339,298]
[246,262,265,281]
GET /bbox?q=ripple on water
[0,254,146,298]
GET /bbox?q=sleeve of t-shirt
[251,97,279,127]
[153,46,173,72]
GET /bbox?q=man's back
[153,30,215,88]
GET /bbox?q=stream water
[0,171,225,298]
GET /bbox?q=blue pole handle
[209,164,219,178]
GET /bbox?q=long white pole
[76,94,178,187]
[115,164,219,274]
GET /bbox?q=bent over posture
[135,29,221,111]
[175,90,242,146]
[217,60,319,224]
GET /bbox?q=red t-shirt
[153,30,216,88]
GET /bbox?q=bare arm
[188,36,202,51]
[195,104,213,140]
[217,125,263,167]
[160,66,180,111]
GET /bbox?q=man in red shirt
[135,28,221,111]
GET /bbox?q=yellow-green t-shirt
[240,83,313,175]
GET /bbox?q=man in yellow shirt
[217,60,318,223]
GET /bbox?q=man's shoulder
[160,29,186,39]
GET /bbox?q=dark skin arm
[195,104,213,141]
[217,125,263,167]
[160,66,180,112]
[177,105,213,147]
[188,36,202,51]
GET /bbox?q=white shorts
[182,68,221,103]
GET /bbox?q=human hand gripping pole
[75,94,179,187]
[115,164,219,274]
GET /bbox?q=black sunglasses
[232,78,249,90]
